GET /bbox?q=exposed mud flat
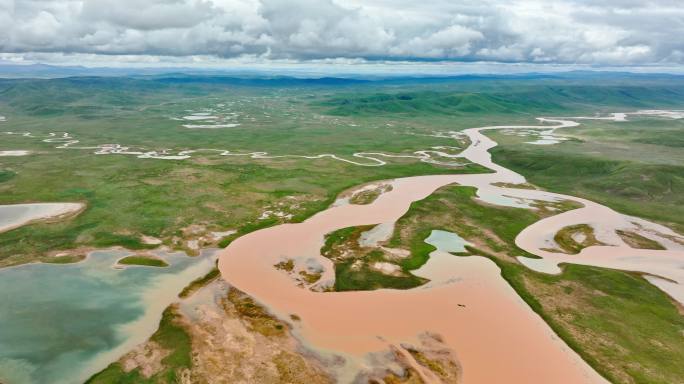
[176,281,333,383]
[112,278,462,383]
[0,202,84,233]
[0,150,30,156]
[358,222,395,248]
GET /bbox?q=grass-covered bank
[178,266,220,298]
[390,184,684,383]
[491,145,684,234]
[488,115,684,234]
[118,255,169,267]
[388,186,542,260]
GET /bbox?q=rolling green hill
[319,85,684,116]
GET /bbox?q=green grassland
[318,82,684,117]
[0,77,497,266]
[390,184,684,384]
[2,75,684,266]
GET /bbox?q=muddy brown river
[218,111,684,383]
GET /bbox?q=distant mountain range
[1,63,684,83]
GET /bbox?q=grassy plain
[0,77,496,266]
[3,76,684,266]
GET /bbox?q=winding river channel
[218,110,684,383]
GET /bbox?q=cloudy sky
[1,0,683,69]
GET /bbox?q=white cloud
[391,25,484,58]
[0,0,682,65]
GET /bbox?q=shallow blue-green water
[424,229,470,253]
[0,249,217,384]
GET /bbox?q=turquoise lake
[0,249,216,384]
